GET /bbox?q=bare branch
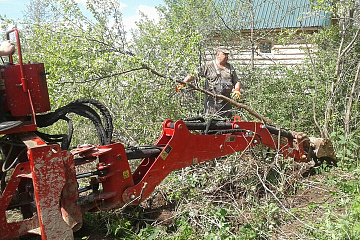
[344,58,360,137]
[175,79,275,125]
[62,66,147,84]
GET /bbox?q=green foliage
[137,224,165,240]
[330,130,360,169]
[301,165,360,240]
[2,0,360,239]
[245,66,318,132]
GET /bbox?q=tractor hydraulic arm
[121,119,310,204]
[70,118,312,213]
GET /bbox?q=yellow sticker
[225,135,235,142]
[160,152,168,160]
[123,170,130,179]
[160,146,172,160]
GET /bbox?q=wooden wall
[207,27,319,68]
[205,43,316,67]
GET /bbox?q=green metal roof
[216,0,330,30]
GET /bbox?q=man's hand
[231,89,242,100]
[176,75,195,92]
[0,40,15,56]
[184,75,195,83]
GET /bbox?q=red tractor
[0,29,330,239]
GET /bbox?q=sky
[0,0,165,32]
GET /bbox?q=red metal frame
[0,134,82,239]
[0,29,51,135]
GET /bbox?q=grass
[74,149,360,240]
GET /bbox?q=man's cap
[216,46,230,54]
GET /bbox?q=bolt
[130,194,136,200]
[219,144,224,152]
[253,140,258,144]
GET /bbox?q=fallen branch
[130,65,275,125]
[175,79,275,125]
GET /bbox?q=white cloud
[138,5,160,22]
[122,5,160,33]
[119,1,128,11]
[74,0,87,6]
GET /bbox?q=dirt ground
[73,170,339,240]
[18,157,341,240]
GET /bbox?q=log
[308,137,337,161]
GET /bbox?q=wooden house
[211,0,331,67]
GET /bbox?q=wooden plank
[273,44,315,49]
[232,54,306,60]
[234,59,305,65]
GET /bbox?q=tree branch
[344,58,360,137]
[122,62,276,125]
[62,66,147,84]
[175,79,275,125]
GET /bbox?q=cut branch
[62,66,147,84]
[134,63,275,125]
[63,55,275,125]
[175,79,275,125]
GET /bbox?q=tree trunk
[344,59,360,137]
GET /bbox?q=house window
[260,42,272,53]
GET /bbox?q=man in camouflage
[183,46,242,119]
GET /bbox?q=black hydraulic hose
[36,102,108,145]
[35,103,81,127]
[78,185,93,194]
[125,146,163,160]
[65,104,107,145]
[264,125,294,139]
[214,129,247,135]
[34,115,73,150]
[35,131,69,150]
[76,169,106,179]
[64,102,108,144]
[38,103,106,145]
[168,121,233,131]
[63,116,74,149]
[182,116,206,123]
[1,146,26,177]
[73,99,113,143]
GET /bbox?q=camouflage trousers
[204,97,233,119]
